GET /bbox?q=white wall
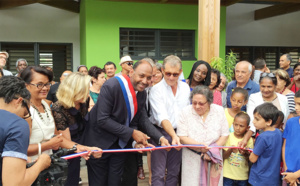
[226,3,300,46]
[0,3,80,71]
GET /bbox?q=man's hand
[282,172,300,186]
[132,129,150,146]
[171,135,182,151]
[76,145,103,160]
[36,154,51,171]
[134,142,155,153]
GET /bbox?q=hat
[119,56,133,65]
[0,51,9,58]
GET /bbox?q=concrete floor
[80,156,150,186]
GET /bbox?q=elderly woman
[88,66,106,110]
[185,60,211,90]
[52,72,101,185]
[247,73,289,132]
[177,85,229,186]
[273,69,295,112]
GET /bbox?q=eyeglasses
[192,101,208,106]
[164,72,180,77]
[22,100,31,119]
[18,63,27,67]
[29,83,51,89]
[260,73,275,78]
[125,62,133,66]
[0,56,7,61]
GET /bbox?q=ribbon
[61,144,253,160]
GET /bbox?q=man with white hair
[15,58,28,77]
[0,51,13,76]
[226,61,260,111]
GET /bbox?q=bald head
[60,70,72,82]
[235,61,252,85]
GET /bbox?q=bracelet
[38,143,41,156]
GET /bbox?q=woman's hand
[202,153,211,161]
[46,135,63,150]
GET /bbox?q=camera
[27,147,77,186]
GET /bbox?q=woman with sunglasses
[247,72,289,132]
[185,60,211,90]
[21,67,101,164]
[273,69,295,112]
[52,72,102,186]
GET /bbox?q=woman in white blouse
[247,72,289,132]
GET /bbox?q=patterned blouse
[51,102,88,143]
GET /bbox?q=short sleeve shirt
[0,110,30,184]
[249,129,282,186]
[283,116,300,173]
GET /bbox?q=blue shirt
[249,129,282,186]
[226,79,260,111]
[0,110,30,185]
[285,67,294,78]
[283,116,300,173]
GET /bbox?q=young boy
[249,103,282,186]
[282,91,300,185]
[223,112,254,186]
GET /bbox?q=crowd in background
[0,50,300,186]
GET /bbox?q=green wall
[80,0,226,78]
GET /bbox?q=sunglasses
[164,72,180,77]
[125,62,133,66]
[260,73,275,78]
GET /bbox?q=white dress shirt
[149,78,190,129]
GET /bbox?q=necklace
[263,93,278,102]
[31,103,50,125]
[280,87,286,94]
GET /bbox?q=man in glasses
[0,76,51,185]
[15,58,28,77]
[149,55,190,186]
[116,55,134,76]
[0,51,13,76]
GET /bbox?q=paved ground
[80,156,150,186]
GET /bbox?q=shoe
[137,167,145,180]
[79,177,82,184]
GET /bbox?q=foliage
[210,50,237,82]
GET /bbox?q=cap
[119,56,133,65]
[0,51,9,58]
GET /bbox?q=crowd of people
[0,50,300,186]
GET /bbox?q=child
[249,103,282,186]
[225,87,248,133]
[282,91,300,185]
[223,112,254,186]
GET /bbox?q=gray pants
[151,128,182,186]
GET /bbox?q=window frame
[120,28,196,61]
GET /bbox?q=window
[120,28,196,60]
[226,46,300,71]
[0,42,72,81]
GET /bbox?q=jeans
[223,177,248,186]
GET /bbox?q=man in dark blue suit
[84,60,169,186]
